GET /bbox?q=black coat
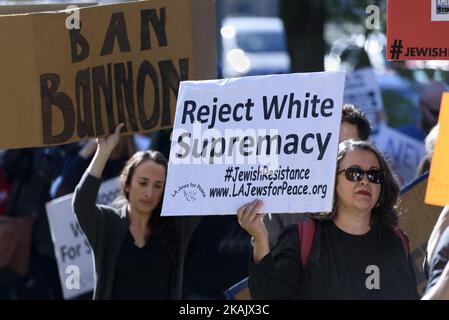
[72,173,200,299]
[249,220,418,299]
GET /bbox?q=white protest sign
[373,124,425,186]
[162,71,346,216]
[344,67,385,135]
[46,177,120,300]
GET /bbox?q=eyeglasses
[337,166,384,184]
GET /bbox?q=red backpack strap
[392,227,409,258]
[297,219,316,269]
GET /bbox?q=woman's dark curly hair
[312,140,401,228]
[118,150,177,264]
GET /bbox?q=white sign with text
[373,124,425,187]
[344,67,385,136]
[162,72,346,216]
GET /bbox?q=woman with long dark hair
[72,124,196,299]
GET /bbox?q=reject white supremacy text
[173,131,332,164]
[172,92,336,164]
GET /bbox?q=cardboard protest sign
[387,0,449,60]
[0,0,216,149]
[373,124,425,187]
[162,71,346,216]
[426,92,449,206]
[343,67,385,136]
[398,174,443,295]
[46,178,119,299]
[0,1,96,15]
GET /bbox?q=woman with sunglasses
[237,140,418,299]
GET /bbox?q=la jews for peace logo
[171,182,206,201]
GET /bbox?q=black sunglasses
[337,166,384,184]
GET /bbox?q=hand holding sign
[88,123,124,179]
[237,199,266,239]
[237,199,269,263]
[97,123,124,156]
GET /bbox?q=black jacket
[72,173,200,299]
[249,220,418,299]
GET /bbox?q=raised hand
[97,123,124,156]
[87,123,125,179]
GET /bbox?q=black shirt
[112,230,172,300]
[331,223,384,299]
[249,220,418,300]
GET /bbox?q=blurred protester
[416,124,439,176]
[398,81,447,142]
[423,227,449,299]
[422,262,449,299]
[50,136,136,199]
[424,206,449,280]
[1,147,67,299]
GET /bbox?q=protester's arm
[72,124,123,248]
[237,201,302,299]
[87,124,123,179]
[422,262,449,300]
[248,225,302,299]
[72,173,104,248]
